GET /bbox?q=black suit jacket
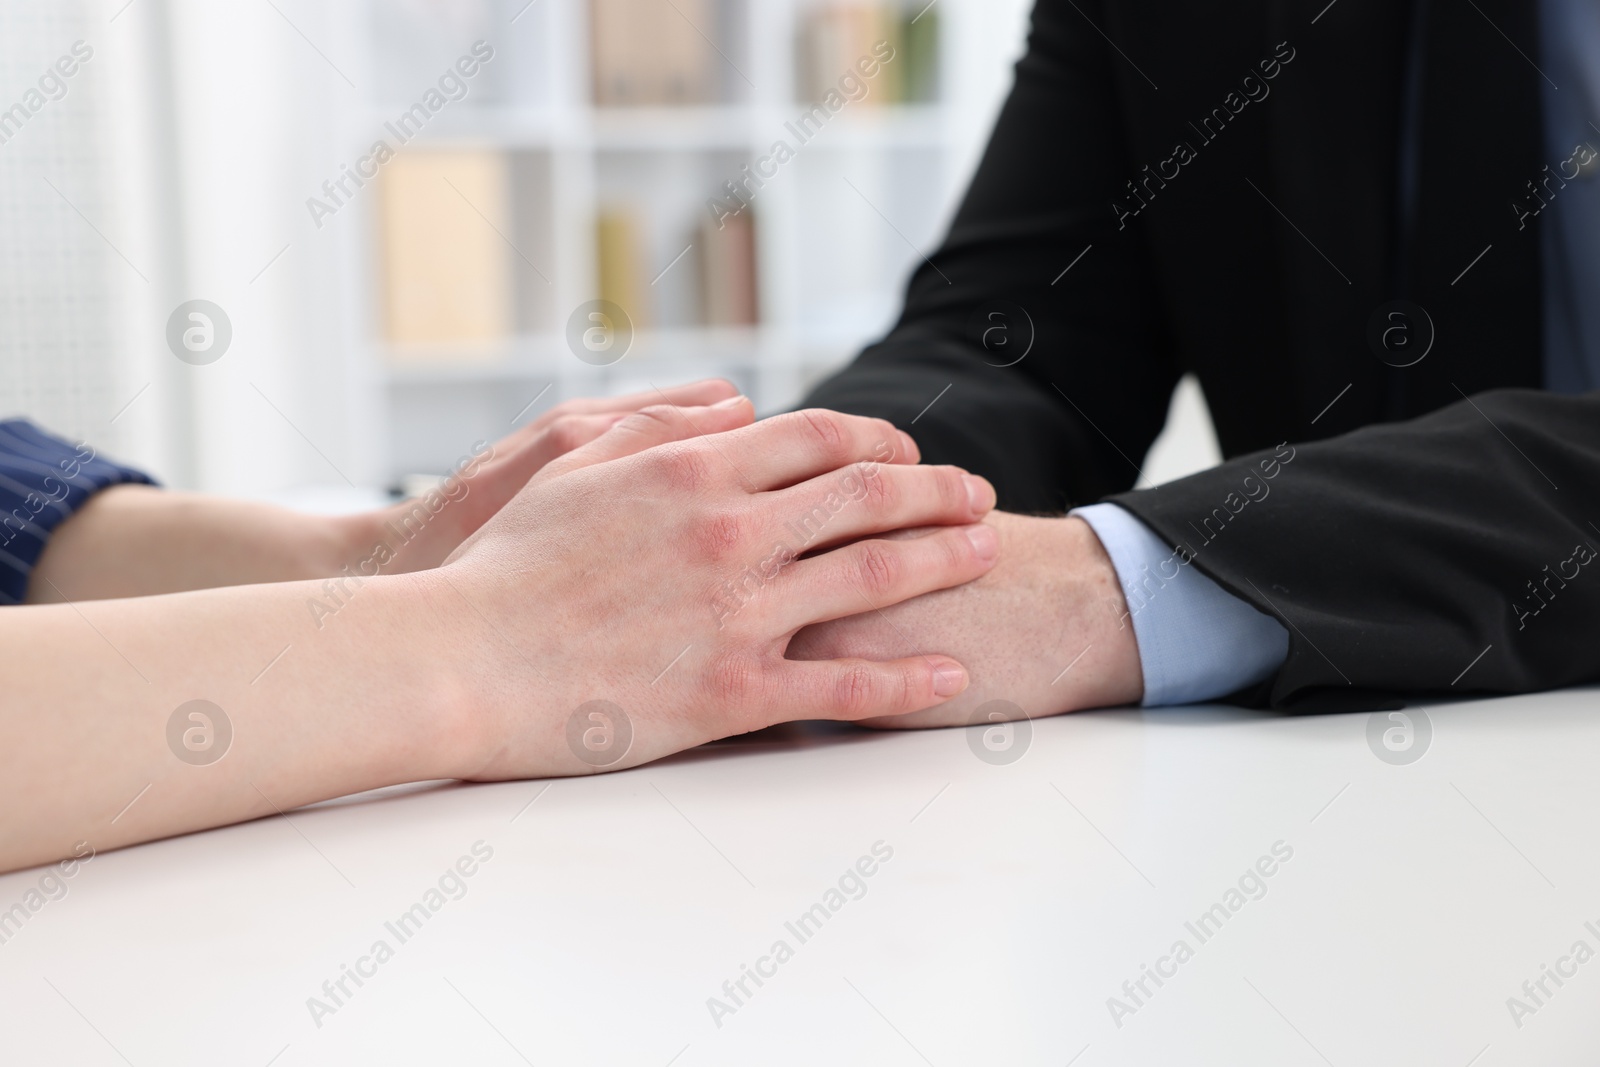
[802,0,1600,710]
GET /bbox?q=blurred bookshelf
[336,0,962,481]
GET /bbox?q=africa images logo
[166,300,232,365]
[1366,709,1431,766]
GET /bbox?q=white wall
[0,3,146,463]
[162,0,376,493]
[0,0,1217,498]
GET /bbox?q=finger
[772,655,969,721]
[497,380,739,459]
[545,379,738,421]
[714,409,920,491]
[477,412,624,485]
[759,463,994,552]
[769,524,998,632]
[614,378,739,411]
[494,411,621,464]
[544,396,754,475]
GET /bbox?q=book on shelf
[375,150,512,352]
[596,207,647,328]
[591,0,717,106]
[795,3,939,106]
[698,208,759,327]
[596,204,759,332]
[899,6,939,103]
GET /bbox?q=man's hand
[787,512,1144,727]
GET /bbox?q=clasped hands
[389,378,1143,780]
[2,378,1148,871]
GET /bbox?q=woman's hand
[26,379,744,602]
[345,378,743,575]
[429,400,1003,779]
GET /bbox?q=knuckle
[652,443,714,492]
[545,417,584,452]
[704,649,762,707]
[941,529,972,570]
[872,421,904,462]
[854,542,899,598]
[858,466,897,512]
[795,409,850,463]
[897,662,923,710]
[936,466,968,511]
[624,405,677,434]
[834,665,879,717]
[692,506,748,561]
[613,410,659,440]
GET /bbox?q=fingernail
[964,473,994,513]
[932,660,968,697]
[966,523,998,562]
[898,430,918,460]
[712,394,748,410]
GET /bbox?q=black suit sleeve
[1109,389,1600,711]
[800,0,1180,513]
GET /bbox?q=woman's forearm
[1,570,470,872]
[24,484,377,603]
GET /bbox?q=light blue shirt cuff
[1070,502,1290,706]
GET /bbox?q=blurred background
[0,0,1216,505]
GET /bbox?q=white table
[3,688,1598,1066]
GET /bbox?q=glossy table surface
[3,687,1598,1066]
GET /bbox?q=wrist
[378,565,574,783]
[1056,515,1144,709]
[985,512,1142,713]
[320,509,388,579]
[347,568,491,783]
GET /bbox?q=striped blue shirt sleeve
[1071,501,1289,706]
[0,420,157,605]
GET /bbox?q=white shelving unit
[329,0,971,482]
